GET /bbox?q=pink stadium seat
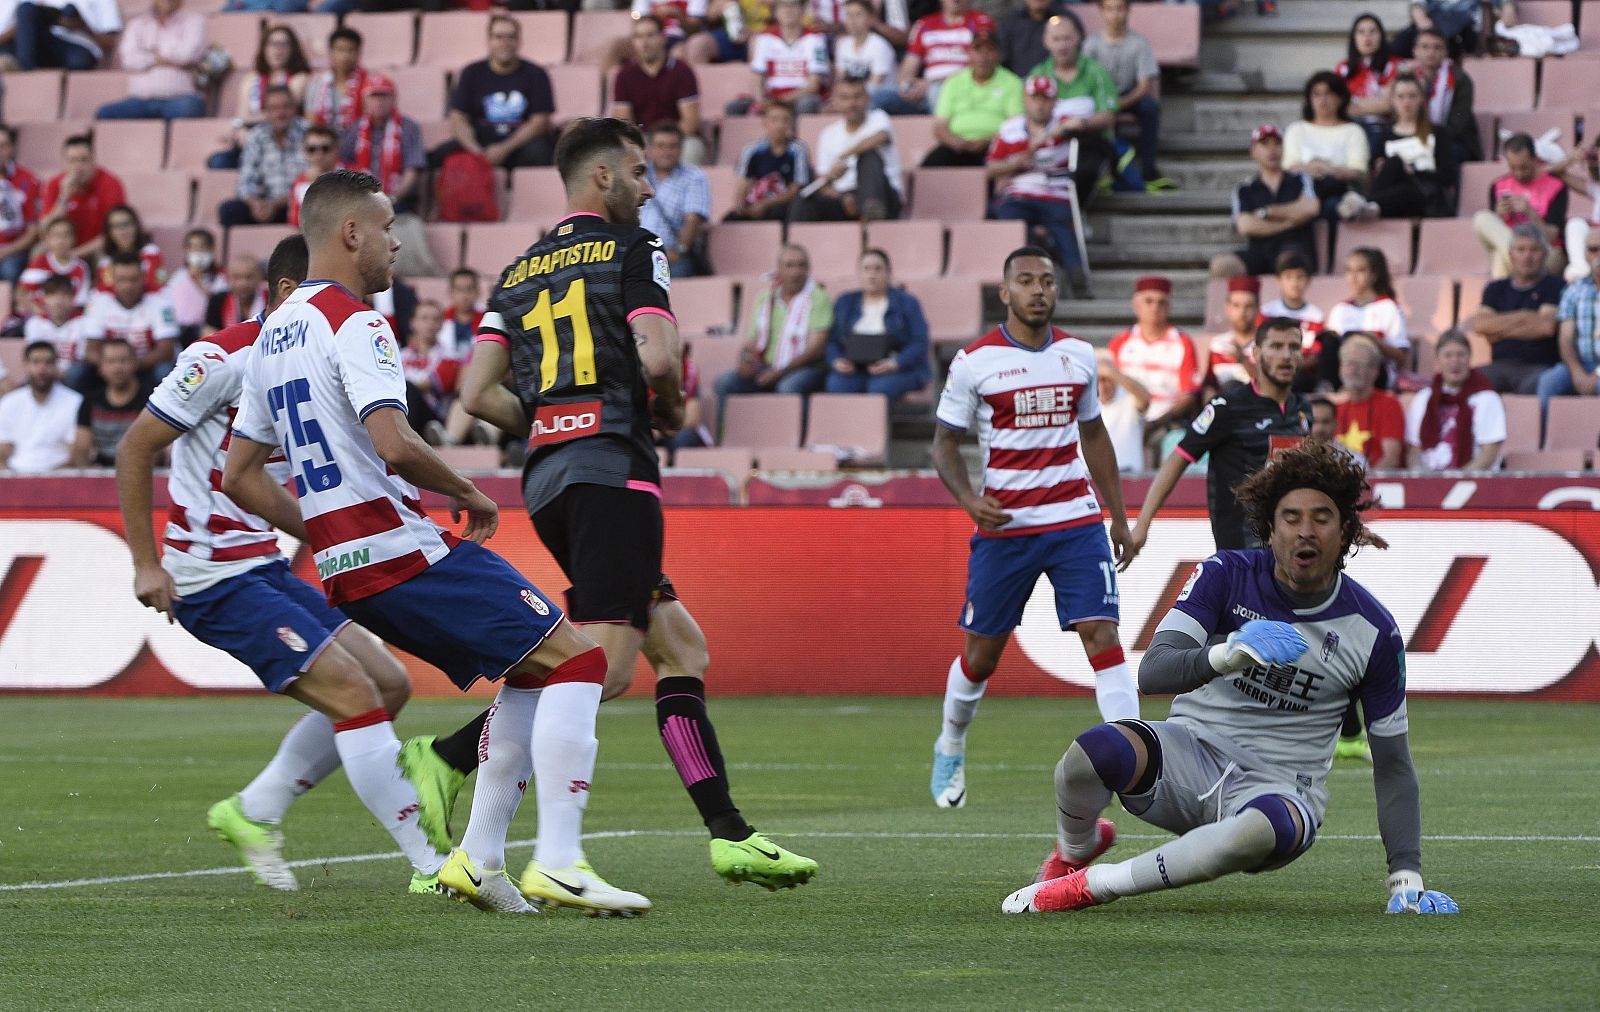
[1455,274,1483,321]
[1131,2,1201,67]
[463,222,542,276]
[887,116,939,166]
[2,72,63,123]
[1499,394,1542,453]
[1302,275,1346,314]
[148,225,189,267]
[722,393,803,448]
[183,0,226,13]
[0,338,23,383]
[436,445,503,470]
[17,121,83,174]
[1459,57,1536,112]
[208,14,266,67]
[803,392,889,465]
[1414,218,1486,274]
[1583,2,1600,50]
[118,171,193,228]
[62,72,131,120]
[414,12,493,69]
[905,166,985,222]
[1456,162,1504,214]
[1538,59,1600,108]
[226,224,293,263]
[166,118,233,172]
[706,221,782,276]
[0,281,11,319]
[698,63,756,124]
[548,63,603,123]
[1502,449,1590,471]
[1495,109,1579,149]
[407,276,448,308]
[570,9,632,65]
[513,11,574,67]
[1396,274,1457,337]
[671,276,737,335]
[796,113,826,158]
[1515,0,1574,25]
[864,220,944,279]
[703,165,739,222]
[690,336,744,433]
[787,222,863,270]
[1545,398,1600,450]
[716,115,765,165]
[755,447,838,470]
[1331,219,1414,276]
[506,167,567,226]
[422,224,464,275]
[388,66,449,120]
[274,13,336,64]
[341,12,416,68]
[943,220,1026,283]
[673,446,756,475]
[193,170,241,225]
[91,121,168,177]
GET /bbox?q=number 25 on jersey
[267,378,342,497]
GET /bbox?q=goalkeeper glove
[1385,870,1460,914]
[1207,620,1309,673]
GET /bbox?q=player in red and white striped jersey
[927,244,1140,809]
[226,170,639,914]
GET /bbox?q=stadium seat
[1583,2,1600,50]
[755,446,838,470]
[702,165,738,222]
[148,224,190,268]
[804,392,889,465]
[673,445,756,475]
[0,338,22,383]
[0,281,11,318]
[342,11,416,68]
[118,171,193,227]
[1396,274,1457,336]
[1515,0,1575,25]
[865,220,944,279]
[274,13,336,64]
[1414,218,1485,275]
[16,121,82,173]
[716,115,765,166]
[1539,59,1600,108]
[207,14,266,67]
[62,72,131,120]
[786,222,863,272]
[436,445,503,470]
[1456,162,1503,215]
[2,72,63,123]
[423,224,465,275]
[1331,219,1415,277]
[1454,274,1483,322]
[1545,398,1600,450]
[418,119,456,153]
[887,116,940,166]
[193,170,241,225]
[699,64,757,126]
[463,222,542,276]
[1131,2,1201,68]
[943,220,1026,283]
[506,166,567,224]
[689,336,744,433]
[514,10,574,67]
[388,66,450,120]
[415,10,568,67]
[1500,394,1542,453]
[902,275,979,346]
[1495,110,1579,150]
[1502,449,1590,471]
[671,276,737,335]
[1459,57,1536,112]
[570,9,632,65]
[707,221,782,276]
[226,224,292,263]
[165,118,232,172]
[1303,275,1347,315]
[905,166,986,222]
[548,63,603,123]
[90,120,168,177]
[722,393,803,448]
[795,114,826,159]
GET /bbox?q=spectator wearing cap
[1082,0,1168,190]
[1025,11,1117,207]
[923,30,1020,168]
[438,14,556,170]
[1473,131,1568,281]
[875,0,996,116]
[1108,275,1204,446]
[1210,122,1319,279]
[728,0,828,116]
[1207,275,1261,389]
[1405,329,1505,471]
[611,15,707,166]
[1468,222,1562,394]
[998,0,1069,79]
[338,73,424,215]
[1334,332,1405,469]
[986,74,1090,289]
[93,0,206,121]
[219,84,306,227]
[790,74,903,222]
[641,122,711,278]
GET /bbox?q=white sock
[531,681,602,870]
[1054,743,1110,860]
[238,712,340,824]
[458,687,538,871]
[1083,810,1276,901]
[937,657,986,755]
[334,716,443,875]
[1089,649,1139,722]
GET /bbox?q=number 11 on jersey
[522,277,597,391]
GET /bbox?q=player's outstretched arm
[459,339,530,440]
[363,406,498,544]
[1079,415,1136,569]
[1367,729,1457,913]
[116,411,186,621]
[221,435,311,541]
[1129,449,1187,563]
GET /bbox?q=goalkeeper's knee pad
[1075,719,1160,795]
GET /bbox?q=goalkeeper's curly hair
[1235,441,1388,564]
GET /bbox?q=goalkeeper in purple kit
[1003,443,1459,916]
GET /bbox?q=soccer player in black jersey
[461,117,818,893]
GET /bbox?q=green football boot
[398,735,467,853]
[710,831,818,891]
[207,794,296,892]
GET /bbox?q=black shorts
[1236,237,1318,277]
[531,483,673,630]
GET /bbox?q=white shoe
[438,849,537,913]
[520,859,652,917]
[1336,191,1368,222]
[930,746,967,809]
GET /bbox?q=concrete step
[1137,157,1256,193]
[1056,295,1207,324]
[1075,267,1212,297]
[1098,189,1234,214]
[1189,98,1302,135]
[1085,239,1220,269]
[1093,213,1237,247]
[1205,0,1410,36]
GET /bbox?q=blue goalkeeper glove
[1208,620,1308,673]
[1385,871,1460,914]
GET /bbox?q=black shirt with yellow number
[1175,380,1312,550]
[479,213,674,513]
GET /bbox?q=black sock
[655,676,751,841]
[432,708,491,774]
[1341,700,1362,739]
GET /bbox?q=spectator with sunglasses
[289,124,340,228]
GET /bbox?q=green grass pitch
[2,696,1597,1010]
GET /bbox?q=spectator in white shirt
[23,272,98,390]
[1405,329,1506,471]
[1098,348,1149,472]
[83,252,180,382]
[832,0,896,88]
[0,340,89,472]
[790,75,903,221]
[727,0,828,116]
[93,0,205,120]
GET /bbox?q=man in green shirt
[714,243,835,414]
[1027,11,1117,206]
[923,31,1023,167]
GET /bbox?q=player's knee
[961,642,1002,681]
[1074,719,1158,795]
[1238,795,1306,865]
[1077,621,1120,659]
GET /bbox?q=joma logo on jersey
[317,547,370,579]
[529,401,602,446]
[502,240,618,286]
[1011,385,1076,427]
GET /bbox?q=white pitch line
[2,828,1597,893]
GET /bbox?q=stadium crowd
[0,0,1598,475]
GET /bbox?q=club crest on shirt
[652,249,671,292]
[175,359,206,400]
[520,587,550,616]
[276,626,309,652]
[372,331,398,372]
[1321,630,1340,662]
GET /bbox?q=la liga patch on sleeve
[652,249,671,292]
